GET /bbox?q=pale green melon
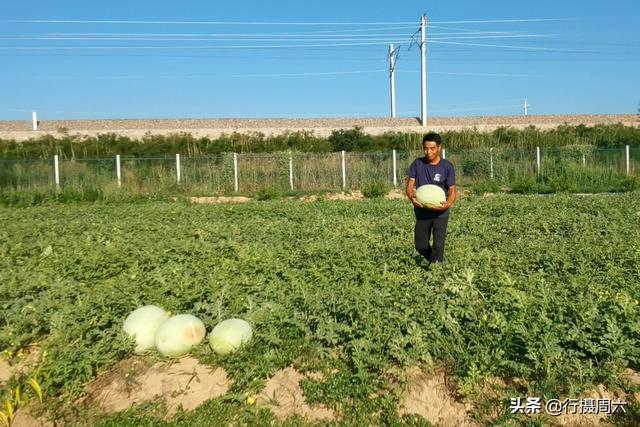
[155,314,206,357]
[122,305,169,354]
[415,184,446,209]
[209,318,253,356]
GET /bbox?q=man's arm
[406,177,423,208]
[431,185,456,212]
[444,185,457,209]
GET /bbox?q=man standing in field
[406,132,457,264]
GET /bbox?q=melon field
[1,193,640,426]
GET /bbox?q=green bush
[362,180,390,198]
[256,186,280,201]
[470,180,501,194]
[510,177,537,194]
[461,155,489,177]
[328,126,374,151]
[2,125,640,159]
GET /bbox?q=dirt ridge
[0,114,637,141]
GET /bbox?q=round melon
[415,184,446,209]
[122,305,169,354]
[154,314,206,357]
[209,318,253,356]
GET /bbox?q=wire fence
[0,145,637,195]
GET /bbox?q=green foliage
[470,180,501,194]
[0,186,103,206]
[362,180,390,198]
[255,186,280,201]
[328,126,374,151]
[510,177,537,194]
[1,125,640,160]
[1,195,640,424]
[1,125,639,201]
[0,377,44,426]
[459,148,493,177]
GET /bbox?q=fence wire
[0,146,637,194]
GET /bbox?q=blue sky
[0,0,638,120]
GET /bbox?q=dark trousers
[414,217,449,263]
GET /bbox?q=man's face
[423,141,440,160]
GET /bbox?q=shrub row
[1,124,639,160]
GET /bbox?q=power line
[398,70,544,78]
[1,50,637,61]
[1,19,418,25]
[0,34,547,42]
[38,69,389,79]
[0,41,414,50]
[429,24,493,32]
[46,30,513,36]
[429,18,580,24]
[1,17,580,25]
[0,30,526,39]
[0,36,422,42]
[0,52,390,60]
[67,69,542,80]
[429,40,595,53]
[429,34,550,41]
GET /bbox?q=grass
[2,124,640,159]
[0,145,638,205]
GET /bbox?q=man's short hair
[422,132,442,146]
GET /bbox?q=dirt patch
[385,189,406,200]
[189,189,436,203]
[547,384,626,427]
[624,368,640,386]
[462,376,513,424]
[81,357,231,418]
[11,408,53,427]
[398,366,477,426]
[456,188,472,198]
[323,191,364,201]
[0,357,11,386]
[0,347,44,387]
[191,196,252,204]
[257,367,336,421]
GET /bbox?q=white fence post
[116,154,121,187]
[442,148,446,159]
[289,151,294,191]
[32,112,38,131]
[536,146,541,175]
[175,154,181,183]
[341,150,346,190]
[490,148,494,179]
[233,153,239,192]
[53,155,60,188]
[626,145,630,175]
[392,149,397,186]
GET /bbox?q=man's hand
[410,196,423,209]
[429,201,452,212]
[406,178,423,208]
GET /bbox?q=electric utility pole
[420,14,428,126]
[389,44,397,118]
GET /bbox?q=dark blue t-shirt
[406,157,456,219]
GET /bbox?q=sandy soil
[80,357,231,419]
[399,367,477,426]
[257,367,336,421]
